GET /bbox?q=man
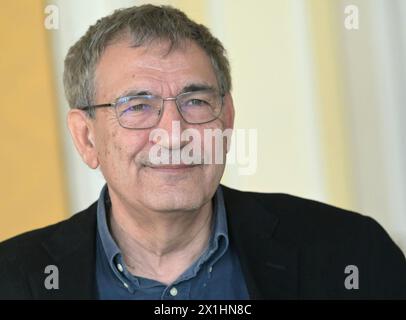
[0,4,405,300]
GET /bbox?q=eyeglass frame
[77,88,226,130]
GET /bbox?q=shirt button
[123,282,129,289]
[117,263,124,272]
[169,287,178,297]
[208,266,213,273]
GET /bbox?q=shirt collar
[96,184,121,272]
[96,184,229,284]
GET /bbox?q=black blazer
[1,185,405,299]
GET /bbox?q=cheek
[197,122,229,164]
[97,128,151,174]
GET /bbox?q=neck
[109,196,213,285]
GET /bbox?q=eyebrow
[179,84,215,94]
[116,83,216,100]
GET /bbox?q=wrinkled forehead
[93,37,218,101]
[98,36,214,74]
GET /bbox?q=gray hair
[63,4,231,117]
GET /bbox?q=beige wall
[219,0,352,208]
[306,0,354,207]
[0,0,68,241]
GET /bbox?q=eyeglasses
[78,89,225,129]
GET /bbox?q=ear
[221,93,235,154]
[67,109,99,169]
[222,93,235,130]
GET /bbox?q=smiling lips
[147,164,200,170]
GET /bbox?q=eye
[184,98,209,107]
[120,103,152,116]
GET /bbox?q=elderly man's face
[75,39,234,214]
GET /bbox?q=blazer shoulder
[0,201,98,299]
[0,201,97,262]
[222,185,364,219]
[222,185,406,297]
[221,185,395,244]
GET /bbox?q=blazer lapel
[27,203,98,299]
[222,186,299,299]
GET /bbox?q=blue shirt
[95,185,249,300]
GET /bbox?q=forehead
[94,39,218,101]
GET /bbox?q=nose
[152,99,189,150]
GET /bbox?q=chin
[133,165,224,212]
[142,189,206,212]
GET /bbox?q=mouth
[144,164,201,172]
